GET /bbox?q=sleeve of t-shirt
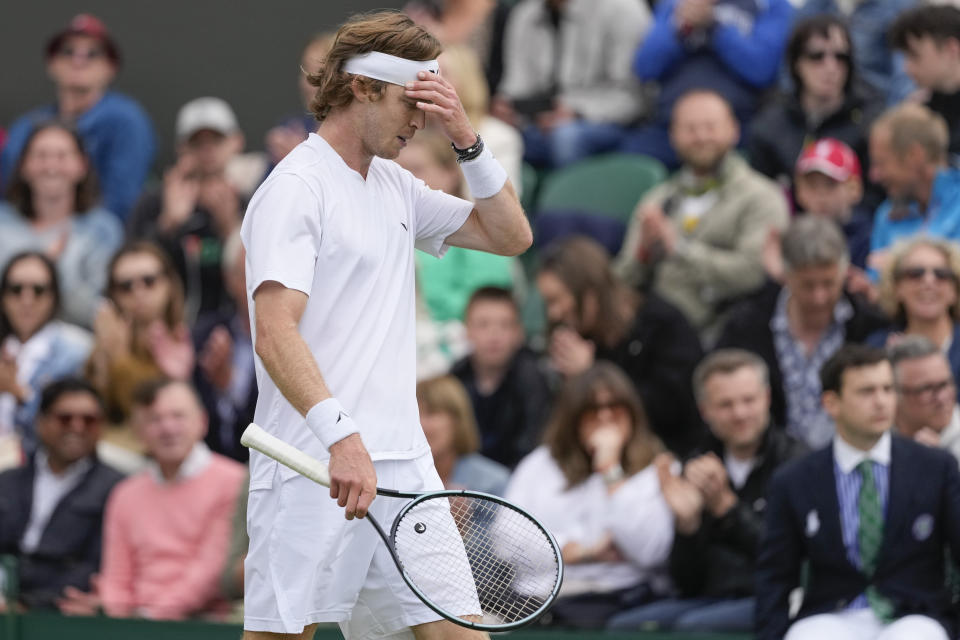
[241,172,322,296]
[406,172,474,259]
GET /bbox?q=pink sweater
[99,452,245,620]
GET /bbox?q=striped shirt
[833,432,892,610]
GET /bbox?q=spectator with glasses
[505,362,673,628]
[0,121,123,327]
[749,15,880,207]
[87,243,194,425]
[0,14,155,220]
[867,236,960,396]
[889,335,960,463]
[0,252,92,463]
[0,378,122,613]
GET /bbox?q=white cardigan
[505,446,674,597]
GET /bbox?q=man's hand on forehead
[405,71,475,149]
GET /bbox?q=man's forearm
[472,181,532,256]
[255,322,331,417]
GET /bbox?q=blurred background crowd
[2,0,960,636]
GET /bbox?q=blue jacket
[793,0,917,105]
[756,437,960,640]
[0,91,156,220]
[634,0,793,124]
[870,168,960,258]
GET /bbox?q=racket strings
[393,495,560,626]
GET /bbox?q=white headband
[342,51,439,86]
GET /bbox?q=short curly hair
[877,236,960,323]
[306,10,442,123]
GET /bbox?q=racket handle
[241,423,332,487]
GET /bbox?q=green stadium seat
[535,153,667,224]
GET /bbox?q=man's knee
[243,623,318,640]
[411,619,488,640]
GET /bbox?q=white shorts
[244,452,450,638]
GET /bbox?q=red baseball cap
[45,14,120,65]
[795,138,861,182]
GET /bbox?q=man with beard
[614,89,789,341]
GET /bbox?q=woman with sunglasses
[867,236,960,398]
[0,121,123,328]
[748,15,880,207]
[504,362,673,628]
[87,242,194,424]
[0,251,93,462]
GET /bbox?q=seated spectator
[890,4,960,162]
[867,103,960,271]
[717,217,889,449]
[608,349,806,633]
[0,252,92,460]
[793,138,872,269]
[0,14,155,219]
[192,231,254,462]
[505,362,673,628]
[614,90,789,338]
[0,121,123,326]
[889,336,960,462]
[757,345,960,640]
[749,15,880,207]
[440,44,523,196]
[128,97,245,322]
[793,0,917,105]
[395,129,515,323]
[87,243,194,425]
[492,0,652,168]
[622,0,793,168]
[0,378,122,612]
[867,236,960,390]
[98,379,245,620]
[538,235,704,455]
[416,375,510,495]
[451,286,552,468]
[264,32,333,168]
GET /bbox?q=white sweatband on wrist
[460,146,508,199]
[342,51,439,87]
[305,398,359,451]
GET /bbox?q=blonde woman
[867,236,960,397]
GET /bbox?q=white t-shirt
[241,133,473,487]
[504,446,674,596]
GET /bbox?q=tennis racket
[240,423,563,631]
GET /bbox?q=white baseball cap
[175,97,239,142]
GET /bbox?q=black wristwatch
[451,134,484,163]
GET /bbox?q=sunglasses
[802,49,851,64]
[582,400,630,421]
[899,379,954,399]
[895,266,957,283]
[56,46,106,61]
[3,282,52,297]
[51,412,101,429]
[113,272,163,293]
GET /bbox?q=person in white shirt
[240,10,531,640]
[504,362,674,629]
[889,335,960,463]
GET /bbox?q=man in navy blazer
[757,345,960,640]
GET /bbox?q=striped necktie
[857,460,894,621]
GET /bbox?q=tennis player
[240,10,531,640]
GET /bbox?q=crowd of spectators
[2,2,960,638]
